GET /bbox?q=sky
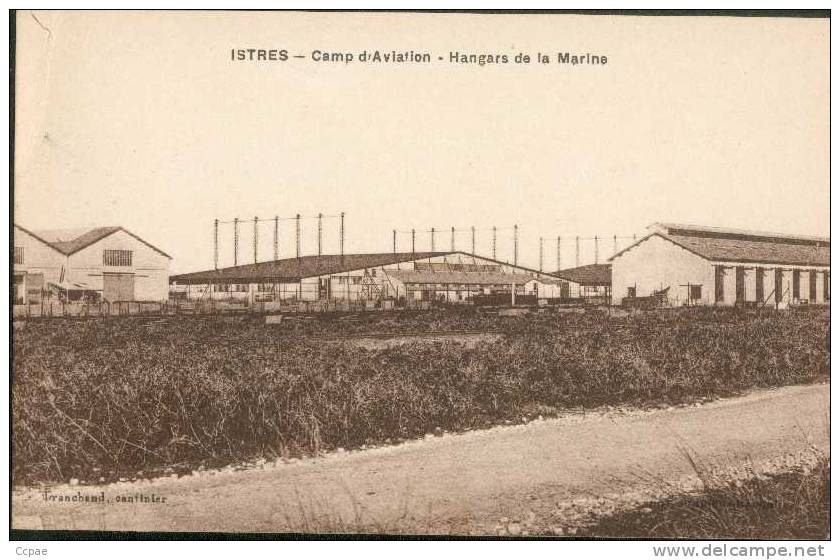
[14,11,829,274]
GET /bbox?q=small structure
[170,251,575,305]
[609,222,829,307]
[553,263,611,302]
[13,224,172,303]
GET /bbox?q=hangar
[609,223,829,307]
[170,251,575,305]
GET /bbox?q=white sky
[14,11,829,273]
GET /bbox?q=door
[26,273,44,303]
[735,267,745,303]
[103,273,135,302]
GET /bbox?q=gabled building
[609,222,829,307]
[170,251,575,304]
[553,263,611,300]
[13,224,171,303]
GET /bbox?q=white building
[609,223,830,307]
[170,251,575,304]
[13,224,172,303]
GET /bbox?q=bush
[12,308,829,484]
[577,455,830,539]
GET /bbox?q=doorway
[103,273,135,302]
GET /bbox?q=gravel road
[12,383,829,535]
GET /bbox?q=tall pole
[430,227,436,252]
[613,234,618,256]
[317,213,323,256]
[539,236,544,272]
[575,235,580,267]
[213,219,219,270]
[393,229,397,254]
[411,228,416,254]
[253,216,258,263]
[340,212,345,257]
[451,226,455,252]
[273,215,279,261]
[471,226,476,254]
[295,213,301,259]
[233,217,239,266]
[492,226,497,260]
[594,235,599,264]
[513,224,518,265]
[556,235,561,271]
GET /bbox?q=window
[689,285,702,301]
[103,249,133,267]
[755,268,764,303]
[809,271,817,302]
[627,286,636,298]
[352,277,362,285]
[793,271,801,300]
[14,246,24,265]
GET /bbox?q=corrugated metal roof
[386,269,535,286]
[664,233,829,266]
[553,263,611,286]
[170,252,448,284]
[651,222,829,244]
[35,227,122,255]
[610,224,830,267]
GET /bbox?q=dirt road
[12,383,829,535]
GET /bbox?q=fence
[12,298,433,320]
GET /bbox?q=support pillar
[723,267,737,305]
[744,268,756,303]
[780,270,793,307]
[815,270,825,304]
[762,268,774,306]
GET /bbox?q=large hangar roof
[170,252,449,284]
[610,223,829,267]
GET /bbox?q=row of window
[714,267,829,303]
[626,268,830,303]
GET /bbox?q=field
[12,307,829,485]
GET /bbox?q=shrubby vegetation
[12,308,828,484]
[577,455,829,539]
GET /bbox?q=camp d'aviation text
[230,48,609,66]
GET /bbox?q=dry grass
[12,308,829,485]
[577,453,830,539]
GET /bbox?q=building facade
[13,224,171,303]
[609,223,829,307]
